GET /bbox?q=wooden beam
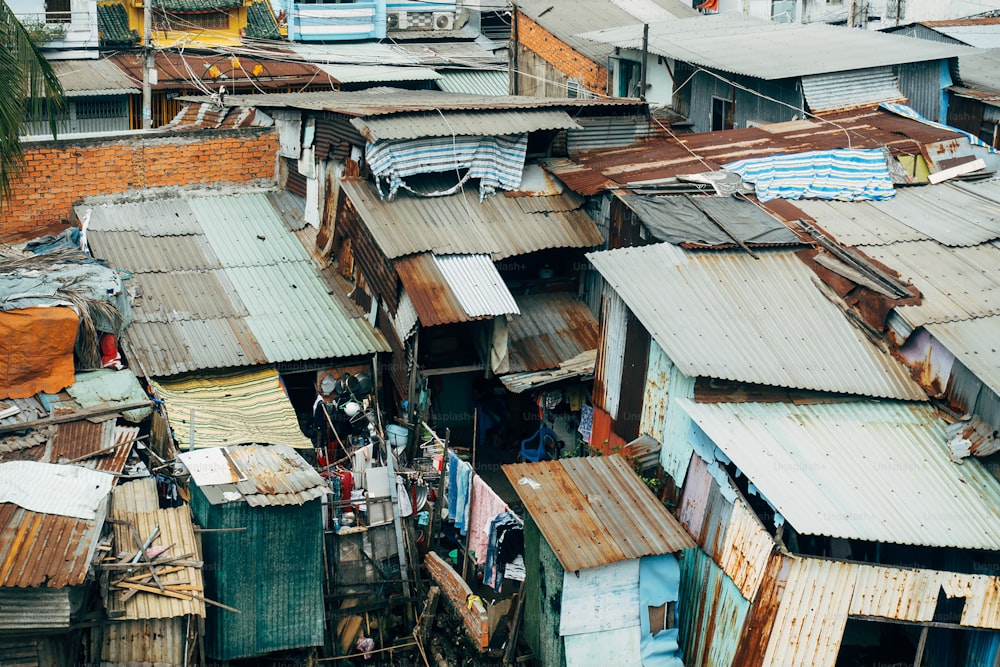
[0,401,154,435]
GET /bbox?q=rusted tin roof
[107,478,205,619]
[162,103,273,131]
[503,455,695,572]
[927,316,1000,397]
[506,292,599,373]
[395,253,519,327]
[0,504,101,588]
[545,109,962,193]
[680,399,1000,550]
[179,444,326,508]
[106,51,325,91]
[339,179,604,260]
[588,245,926,400]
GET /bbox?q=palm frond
[0,0,65,205]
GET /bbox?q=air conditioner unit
[387,11,407,29]
[432,12,454,30]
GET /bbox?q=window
[153,10,230,31]
[711,96,734,131]
[618,59,642,98]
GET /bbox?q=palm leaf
[0,0,64,206]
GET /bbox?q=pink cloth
[468,474,508,566]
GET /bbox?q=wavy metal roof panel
[436,69,509,97]
[869,184,1000,247]
[315,64,441,85]
[801,67,907,114]
[108,478,205,619]
[394,253,470,326]
[794,198,931,246]
[579,15,977,80]
[926,316,1000,396]
[503,455,695,572]
[432,254,519,319]
[83,191,386,377]
[506,292,598,373]
[859,240,1000,327]
[51,59,139,96]
[588,245,925,399]
[0,504,100,588]
[340,179,603,260]
[0,588,71,630]
[679,400,1000,550]
[351,109,580,141]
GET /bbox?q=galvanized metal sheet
[394,253,472,326]
[315,64,440,85]
[498,349,597,394]
[588,245,926,400]
[926,316,1000,396]
[794,198,930,246]
[679,399,1000,550]
[506,292,598,373]
[51,59,139,96]
[0,588,71,630]
[560,560,640,635]
[503,455,695,573]
[339,179,603,261]
[101,618,186,666]
[0,462,112,521]
[596,284,627,418]
[432,254,519,319]
[579,14,977,81]
[860,240,1000,327]
[719,498,774,601]
[436,69,509,97]
[869,183,1000,247]
[151,367,312,450]
[801,67,906,114]
[0,503,100,588]
[677,547,750,667]
[351,109,580,141]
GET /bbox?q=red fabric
[100,332,121,368]
[697,0,718,10]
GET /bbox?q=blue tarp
[881,102,997,154]
[639,553,685,667]
[724,149,895,202]
[366,134,528,201]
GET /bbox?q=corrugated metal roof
[315,64,441,84]
[762,555,1000,666]
[545,108,962,193]
[0,503,100,588]
[162,103,274,131]
[395,253,472,327]
[925,22,1000,48]
[340,179,604,261]
[926,316,1000,396]
[149,366,312,449]
[351,109,579,141]
[51,59,138,96]
[0,588,71,630]
[680,399,1000,550]
[432,254,519,319]
[859,240,1000,327]
[957,48,1000,93]
[578,15,977,80]
[100,618,186,666]
[107,51,325,91]
[179,444,326,507]
[49,419,132,474]
[436,69,509,97]
[517,0,696,64]
[83,191,387,377]
[503,455,695,572]
[794,198,931,246]
[506,292,598,373]
[587,245,926,400]
[499,350,597,393]
[0,462,113,521]
[108,478,206,619]
[801,67,907,114]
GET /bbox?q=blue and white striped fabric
[724,149,895,202]
[366,134,528,201]
[881,102,997,154]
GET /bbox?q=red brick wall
[424,552,490,650]
[3,129,278,237]
[516,12,608,96]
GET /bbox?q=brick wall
[516,12,608,97]
[424,551,490,650]
[3,129,278,237]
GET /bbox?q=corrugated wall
[639,339,696,486]
[100,617,187,666]
[683,70,803,133]
[595,284,627,419]
[523,517,565,667]
[192,485,325,661]
[897,59,947,122]
[678,547,750,667]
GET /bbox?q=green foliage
[18,18,66,43]
[0,1,65,205]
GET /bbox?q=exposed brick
[424,552,490,650]
[517,13,608,96]
[3,130,279,237]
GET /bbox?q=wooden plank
[0,400,154,434]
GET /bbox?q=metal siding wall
[523,517,566,667]
[678,547,750,667]
[687,70,733,133]
[898,60,945,122]
[597,285,627,419]
[734,78,803,128]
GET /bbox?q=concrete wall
[4,129,278,237]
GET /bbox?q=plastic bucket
[386,424,409,453]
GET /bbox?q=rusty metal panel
[0,588,71,630]
[395,253,472,327]
[506,292,598,373]
[927,317,1000,397]
[849,565,943,622]
[596,284,627,418]
[101,617,187,666]
[679,399,1000,551]
[108,51,325,92]
[719,499,775,601]
[677,454,733,562]
[0,504,100,588]
[338,179,603,261]
[801,67,906,115]
[677,547,750,667]
[503,455,695,573]
[589,245,926,400]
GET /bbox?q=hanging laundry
[468,475,508,566]
[455,461,474,535]
[484,512,523,591]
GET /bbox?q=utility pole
[141,0,153,129]
[639,23,648,102]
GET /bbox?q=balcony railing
[14,11,94,40]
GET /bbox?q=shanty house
[179,444,327,661]
[579,15,976,130]
[503,455,695,667]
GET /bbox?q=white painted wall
[615,47,676,107]
[712,0,1000,26]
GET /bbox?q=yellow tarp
[0,307,78,400]
[149,366,311,449]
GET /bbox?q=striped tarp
[150,366,311,449]
[724,149,895,202]
[880,102,997,154]
[366,134,528,200]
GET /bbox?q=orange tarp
[0,307,78,400]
